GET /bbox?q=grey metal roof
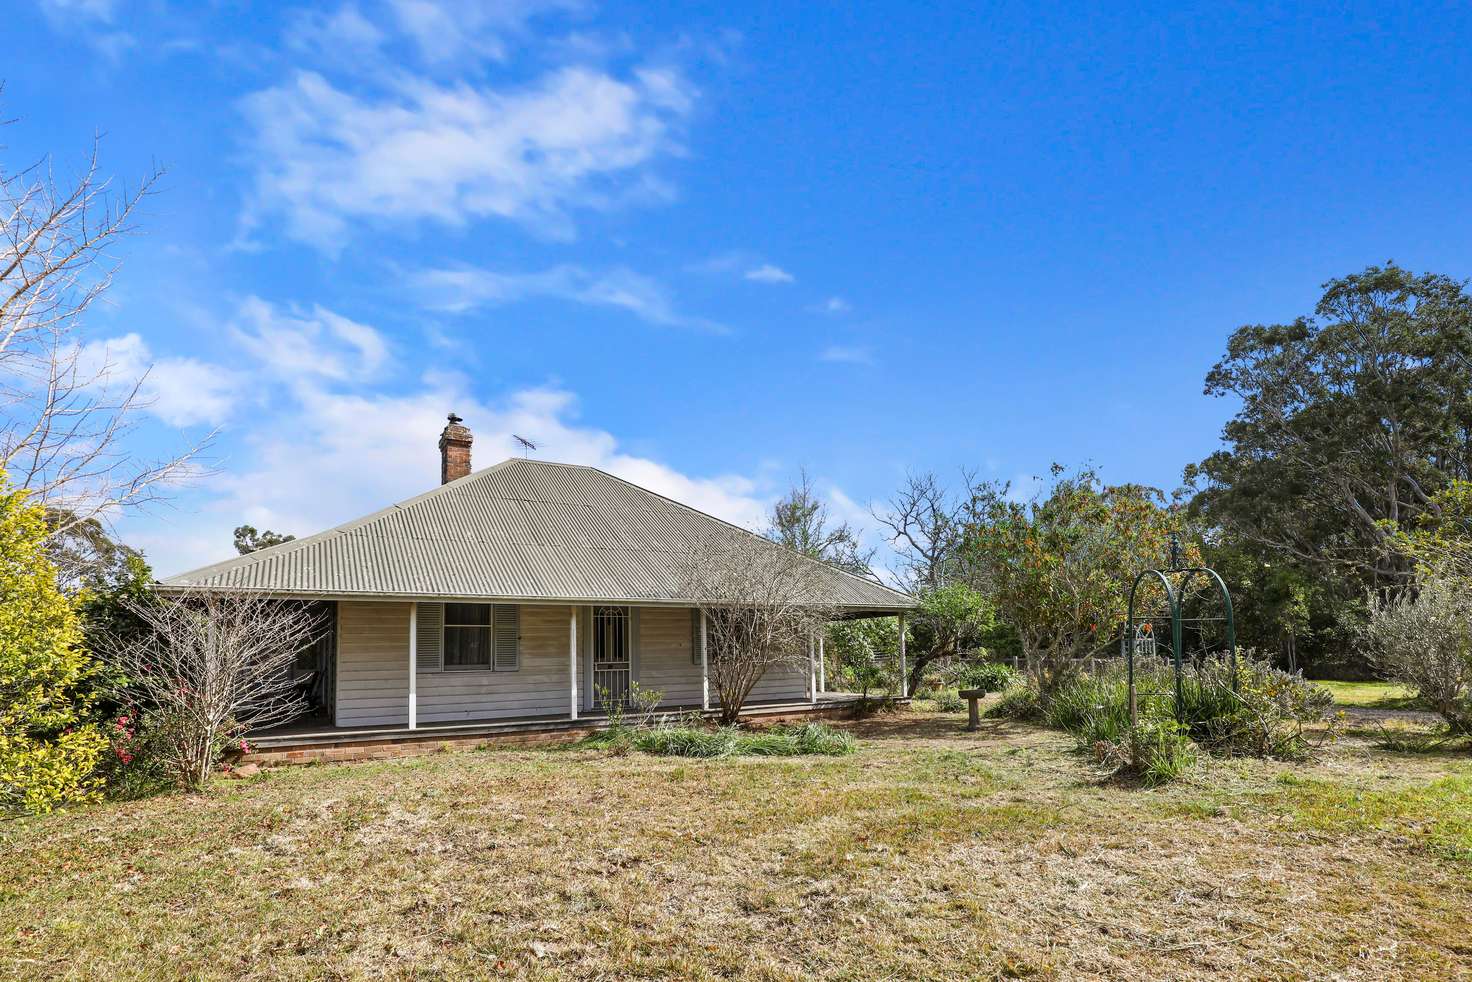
[160,458,915,613]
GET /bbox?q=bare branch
[680,531,837,724]
[0,124,207,571]
[94,591,325,789]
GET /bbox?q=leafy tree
[1190,263,1472,595]
[965,466,1188,700]
[824,617,899,700]
[765,469,875,576]
[1200,542,1315,672]
[233,524,295,555]
[1389,479,1472,575]
[77,550,156,666]
[902,581,994,695]
[0,480,105,814]
[42,509,146,590]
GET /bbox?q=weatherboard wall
[334,600,809,727]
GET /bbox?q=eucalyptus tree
[1189,263,1472,593]
[764,469,875,577]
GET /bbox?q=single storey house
[160,415,915,755]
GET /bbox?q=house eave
[149,582,917,614]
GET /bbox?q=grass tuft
[632,722,856,758]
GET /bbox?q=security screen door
[592,606,631,709]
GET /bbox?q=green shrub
[927,689,966,713]
[989,656,1334,782]
[956,661,1018,693]
[1178,657,1335,759]
[0,481,105,815]
[985,683,1041,721]
[94,709,174,801]
[634,727,738,758]
[778,722,857,756]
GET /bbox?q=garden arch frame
[1123,561,1237,725]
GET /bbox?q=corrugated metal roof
[160,459,915,612]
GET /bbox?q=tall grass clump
[633,727,739,758]
[617,721,857,759]
[1094,716,1198,786]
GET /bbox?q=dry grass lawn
[3,706,1471,980]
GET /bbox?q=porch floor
[248,693,876,751]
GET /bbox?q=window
[444,603,491,669]
[440,603,519,672]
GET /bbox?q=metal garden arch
[1122,534,1237,725]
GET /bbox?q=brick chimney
[438,413,473,484]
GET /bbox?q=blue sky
[10,0,1472,577]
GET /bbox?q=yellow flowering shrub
[0,481,105,815]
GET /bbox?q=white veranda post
[818,633,826,694]
[408,601,418,730]
[897,612,907,698]
[809,632,817,703]
[700,610,710,711]
[569,607,579,720]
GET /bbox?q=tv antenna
[512,434,537,457]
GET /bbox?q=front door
[591,605,631,710]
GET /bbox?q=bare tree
[681,531,837,724]
[764,468,876,577]
[97,591,324,789]
[873,470,976,591]
[1,124,204,569]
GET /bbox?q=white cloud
[813,296,851,315]
[240,63,696,250]
[818,344,874,365]
[285,4,387,63]
[79,334,242,427]
[388,0,580,64]
[230,296,389,381]
[135,381,772,577]
[38,0,134,58]
[414,264,725,332]
[744,264,794,284]
[38,0,116,22]
[1006,472,1045,504]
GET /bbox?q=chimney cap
[447,412,463,425]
